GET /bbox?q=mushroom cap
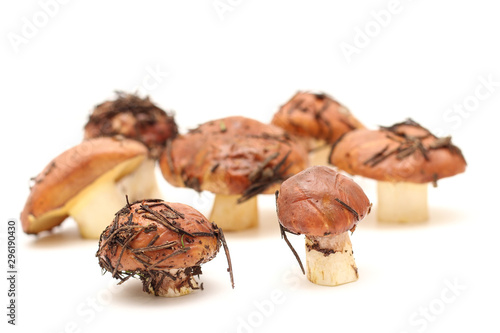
[159,116,308,199]
[97,199,220,272]
[20,137,148,234]
[271,91,364,145]
[84,92,178,158]
[329,119,467,183]
[277,166,371,237]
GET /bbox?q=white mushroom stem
[310,146,331,166]
[117,158,163,201]
[68,157,163,239]
[308,139,330,166]
[68,180,127,239]
[377,181,428,223]
[209,194,258,231]
[305,232,358,286]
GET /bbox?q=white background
[1,1,500,332]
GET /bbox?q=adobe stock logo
[399,278,466,333]
[339,0,411,64]
[236,291,287,333]
[212,0,244,21]
[55,279,126,333]
[432,74,499,137]
[235,269,302,333]
[7,0,72,54]
[131,64,170,95]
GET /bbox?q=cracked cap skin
[160,116,308,199]
[276,166,371,237]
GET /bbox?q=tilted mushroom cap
[271,91,364,144]
[84,92,178,158]
[277,166,371,237]
[160,116,308,201]
[21,137,148,234]
[97,199,220,272]
[329,119,467,183]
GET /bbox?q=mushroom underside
[30,156,162,239]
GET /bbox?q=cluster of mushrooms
[21,91,466,295]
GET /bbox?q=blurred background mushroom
[329,119,466,223]
[276,166,371,286]
[84,92,179,199]
[84,92,178,159]
[96,199,233,297]
[159,116,308,231]
[271,91,364,165]
[20,137,158,239]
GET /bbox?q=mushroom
[329,119,467,222]
[96,199,233,297]
[20,137,162,239]
[84,92,179,199]
[271,91,364,165]
[84,92,178,159]
[159,116,308,231]
[276,166,371,286]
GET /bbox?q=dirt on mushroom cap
[84,92,178,159]
[97,199,221,275]
[329,119,467,184]
[159,116,308,200]
[271,91,364,144]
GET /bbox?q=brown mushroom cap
[97,199,220,273]
[329,119,467,183]
[20,137,148,234]
[159,116,308,201]
[276,166,371,237]
[84,92,178,158]
[271,91,364,145]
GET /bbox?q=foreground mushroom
[276,166,371,286]
[271,91,364,165]
[159,116,308,231]
[20,137,161,239]
[330,119,467,222]
[96,199,233,297]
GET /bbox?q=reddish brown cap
[97,199,221,272]
[159,116,308,201]
[276,166,371,237]
[20,137,148,234]
[271,91,364,145]
[84,92,178,158]
[329,119,467,184]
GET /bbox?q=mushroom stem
[209,194,258,231]
[309,139,330,166]
[68,180,127,239]
[305,232,358,286]
[117,158,163,201]
[377,181,428,223]
[69,158,163,239]
[142,268,200,297]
